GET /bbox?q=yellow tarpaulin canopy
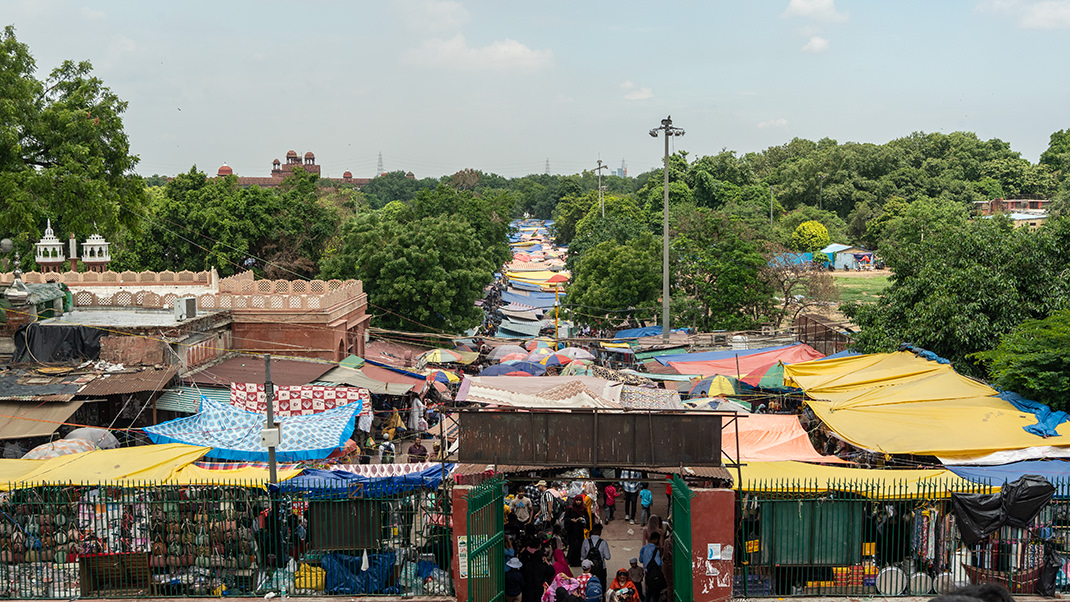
[736,461,984,498]
[168,464,302,485]
[0,444,297,489]
[784,352,1070,456]
[5,443,211,489]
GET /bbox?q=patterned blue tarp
[144,396,360,462]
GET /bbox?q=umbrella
[687,375,740,398]
[64,427,119,449]
[479,364,535,377]
[558,347,595,361]
[487,345,527,361]
[427,370,460,384]
[497,361,547,376]
[524,347,555,362]
[545,273,569,286]
[419,348,464,364]
[538,353,573,367]
[524,338,556,351]
[24,439,95,460]
[742,361,791,391]
[498,352,528,363]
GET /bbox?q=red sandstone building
[217,150,372,188]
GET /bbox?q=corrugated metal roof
[0,370,93,402]
[155,385,229,414]
[77,367,178,396]
[189,357,333,388]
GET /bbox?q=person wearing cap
[627,558,645,602]
[536,480,555,525]
[504,557,524,602]
[578,559,603,602]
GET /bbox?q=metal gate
[671,474,694,602]
[465,477,504,602]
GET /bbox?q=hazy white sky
[7,0,1070,179]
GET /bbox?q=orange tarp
[723,414,847,464]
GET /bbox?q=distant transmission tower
[377,152,384,176]
[545,158,550,175]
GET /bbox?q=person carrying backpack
[579,523,610,591]
[641,532,666,602]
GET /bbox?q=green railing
[465,476,504,602]
[733,477,1070,597]
[0,479,451,598]
[670,474,694,602]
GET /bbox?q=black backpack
[585,537,605,574]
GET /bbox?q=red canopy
[668,344,824,378]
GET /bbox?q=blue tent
[273,464,454,498]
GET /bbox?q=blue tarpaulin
[949,461,1070,495]
[274,464,453,498]
[999,391,1069,438]
[816,349,862,361]
[654,343,800,366]
[322,552,397,595]
[145,396,359,462]
[614,326,687,339]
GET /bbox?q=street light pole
[594,159,609,218]
[649,115,685,344]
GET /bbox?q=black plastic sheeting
[952,474,1056,546]
[12,322,102,364]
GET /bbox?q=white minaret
[34,219,65,273]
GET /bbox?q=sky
[6,0,1070,179]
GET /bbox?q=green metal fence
[733,477,1070,598]
[670,474,694,602]
[465,476,504,602]
[0,479,452,598]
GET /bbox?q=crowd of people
[500,476,674,602]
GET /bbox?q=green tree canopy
[845,216,1070,374]
[0,25,145,253]
[972,309,1070,411]
[320,212,494,333]
[112,167,339,278]
[671,208,772,330]
[790,220,831,252]
[566,232,661,329]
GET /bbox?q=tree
[868,196,969,261]
[411,184,513,267]
[775,206,847,246]
[760,243,838,329]
[112,167,339,278]
[845,216,1070,374]
[0,26,145,250]
[566,232,661,329]
[790,220,830,252]
[358,170,436,209]
[320,213,494,333]
[671,209,773,330]
[972,309,1070,411]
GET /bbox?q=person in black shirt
[504,557,524,602]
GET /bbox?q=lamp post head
[649,129,659,138]
[0,238,12,254]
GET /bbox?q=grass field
[834,273,890,304]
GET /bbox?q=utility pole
[594,159,609,217]
[819,174,826,211]
[649,115,685,344]
[264,354,278,484]
[769,184,774,225]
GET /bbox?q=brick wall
[100,335,165,365]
